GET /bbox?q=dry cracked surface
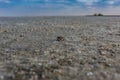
[0,16,120,80]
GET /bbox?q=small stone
[19,35,23,37]
[77,49,82,54]
[0,75,4,79]
[4,30,7,32]
[101,51,107,55]
[87,72,94,76]
[38,63,42,66]
[54,69,64,75]
[35,50,40,53]
[14,38,19,41]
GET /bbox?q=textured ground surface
[0,16,120,80]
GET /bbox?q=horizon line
[0,14,120,17]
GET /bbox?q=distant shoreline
[86,15,120,17]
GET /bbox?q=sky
[0,0,120,16]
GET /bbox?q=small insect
[56,36,65,41]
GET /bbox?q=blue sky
[0,0,120,16]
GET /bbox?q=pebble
[0,75,4,80]
[87,72,94,76]
[100,51,107,55]
[19,35,23,37]
[38,63,42,66]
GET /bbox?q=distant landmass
[86,14,120,17]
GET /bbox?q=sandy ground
[0,16,120,80]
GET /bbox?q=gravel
[0,16,120,80]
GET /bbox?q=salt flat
[0,16,120,80]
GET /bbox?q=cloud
[77,0,119,5]
[19,0,120,5]
[0,0,11,3]
[107,0,118,5]
[23,0,70,3]
[77,0,100,5]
